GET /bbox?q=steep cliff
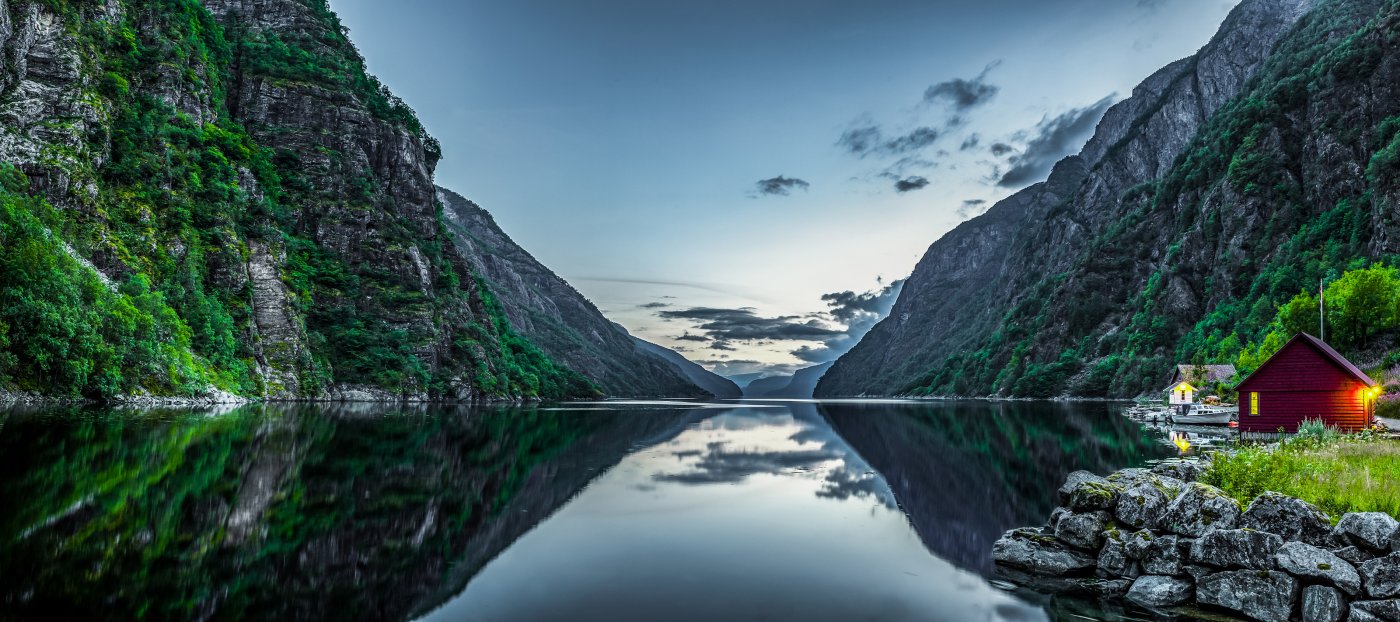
[0,0,601,400]
[437,187,711,398]
[821,0,1400,397]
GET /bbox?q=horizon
[330,0,1240,378]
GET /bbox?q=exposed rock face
[1196,570,1299,622]
[435,187,709,398]
[817,0,1321,398]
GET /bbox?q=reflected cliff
[818,400,1174,574]
[0,402,700,621]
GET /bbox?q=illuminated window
[1249,392,1259,416]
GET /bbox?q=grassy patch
[1202,428,1400,517]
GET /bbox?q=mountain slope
[753,362,834,399]
[821,0,1400,398]
[436,186,709,398]
[0,0,599,400]
[632,337,742,398]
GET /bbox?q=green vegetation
[1203,424,1400,517]
[904,0,1400,398]
[0,0,588,400]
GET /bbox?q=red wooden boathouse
[1235,333,1380,434]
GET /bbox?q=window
[1249,392,1259,416]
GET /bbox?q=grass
[1202,420,1400,518]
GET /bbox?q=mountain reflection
[819,400,1172,574]
[0,402,697,622]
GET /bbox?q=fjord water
[0,400,1172,621]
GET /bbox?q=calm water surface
[0,399,1179,621]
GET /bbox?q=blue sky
[330,0,1239,377]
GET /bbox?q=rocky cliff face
[437,187,712,398]
[821,0,1400,397]
[0,0,658,400]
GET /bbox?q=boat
[1167,405,1234,426]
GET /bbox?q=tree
[1324,264,1400,348]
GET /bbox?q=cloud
[989,142,1015,157]
[923,61,1002,111]
[709,341,737,351]
[753,175,810,196]
[838,124,941,158]
[674,333,709,342]
[894,176,930,193]
[790,279,906,363]
[657,307,844,342]
[639,302,670,309]
[654,447,842,485]
[1137,0,1165,10]
[960,134,981,151]
[693,359,803,377]
[997,95,1116,188]
[958,199,988,218]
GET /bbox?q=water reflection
[0,399,1173,622]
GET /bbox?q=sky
[330,0,1240,378]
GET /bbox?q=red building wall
[1237,339,1371,433]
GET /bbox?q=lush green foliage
[1203,430,1400,517]
[0,0,586,399]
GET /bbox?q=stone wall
[995,461,1400,622]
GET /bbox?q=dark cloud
[923,61,1002,111]
[709,341,737,351]
[998,95,1116,188]
[960,134,981,151]
[791,279,906,363]
[639,302,670,309]
[836,124,883,156]
[674,333,709,342]
[753,175,810,196]
[989,142,1015,157]
[894,176,930,193]
[838,125,940,158]
[657,307,844,342]
[958,199,988,218]
[693,359,802,377]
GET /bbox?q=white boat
[1167,405,1234,426]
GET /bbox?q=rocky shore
[994,460,1400,622]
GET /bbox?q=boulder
[1243,492,1337,547]
[1046,507,1070,529]
[1350,608,1387,622]
[1125,575,1194,608]
[1054,510,1111,551]
[1160,482,1242,537]
[1336,546,1376,565]
[993,527,1098,576]
[1184,564,1213,583]
[1300,585,1344,622]
[1275,541,1361,596]
[1099,536,1139,578]
[1337,513,1400,552]
[1115,479,1176,530]
[1361,553,1400,598]
[1142,535,1188,576]
[1344,599,1400,622]
[1081,578,1134,598]
[1124,530,1158,559]
[1189,528,1283,570]
[1196,570,1299,622]
[1059,471,1106,504]
[1152,460,1205,482]
[1349,600,1400,622]
[1064,477,1120,512]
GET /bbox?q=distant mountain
[726,373,769,389]
[821,0,1399,398]
[743,375,794,398]
[754,362,835,399]
[633,339,743,399]
[438,188,708,398]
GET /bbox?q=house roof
[1235,332,1377,389]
